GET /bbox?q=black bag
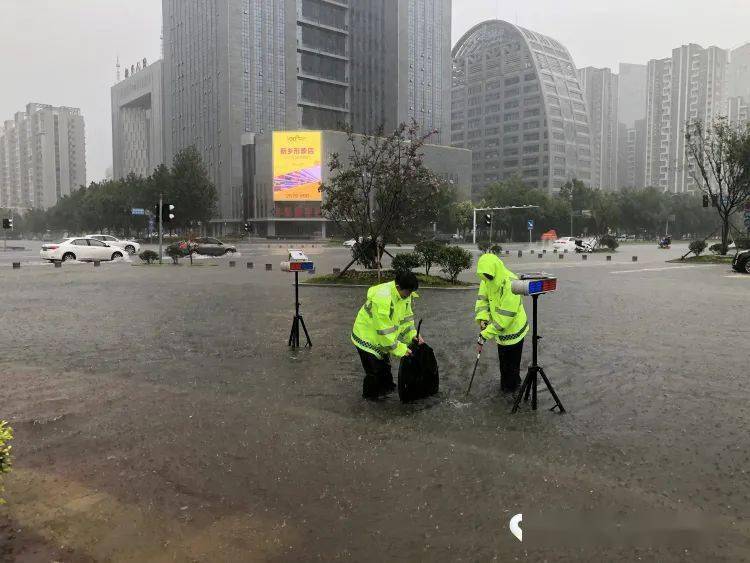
[397,321,439,402]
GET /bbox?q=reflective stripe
[351,333,384,358]
[401,315,415,323]
[363,302,374,318]
[385,341,400,350]
[491,321,503,331]
[477,295,489,302]
[496,308,517,317]
[398,324,416,339]
[498,322,529,342]
[475,305,490,313]
[377,326,398,336]
[398,325,417,340]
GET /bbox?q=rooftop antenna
[116,56,121,82]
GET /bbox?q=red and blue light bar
[288,261,315,271]
[527,278,557,295]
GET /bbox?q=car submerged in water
[552,237,595,253]
[167,237,238,257]
[40,238,126,262]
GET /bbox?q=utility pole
[472,209,477,245]
[158,193,163,265]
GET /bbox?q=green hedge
[0,420,13,504]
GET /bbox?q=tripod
[288,271,312,348]
[511,294,565,414]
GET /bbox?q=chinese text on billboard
[273,131,322,202]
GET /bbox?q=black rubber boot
[363,375,383,400]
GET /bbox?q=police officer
[352,272,424,399]
[474,253,529,393]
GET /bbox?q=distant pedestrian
[474,254,529,393]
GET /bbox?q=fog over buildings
[1,0,750,207]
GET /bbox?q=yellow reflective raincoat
[474,254,528,346]
[352,281,418,359]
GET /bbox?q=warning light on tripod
[511,275,557,296]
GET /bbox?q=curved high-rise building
[451,20,592,197]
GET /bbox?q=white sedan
[552,237,595,253]
[86,234,140,255]
[40,238,127,262]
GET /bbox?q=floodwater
[1,243,748,561]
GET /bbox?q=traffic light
[702,194,709,208]
[2,218,12,230]
[162,203,176,223]
[484,214,492,226]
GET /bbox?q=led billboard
[273,131,322,202]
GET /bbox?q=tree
[414,240,442,276]
[321,122,442,273]
[590,190,620,244]
[170,146,218,230]
[391,252,423,274]
[685,118,750,255]
[689,240,707,256]
[450,200,474,238]
[438,246,473,284]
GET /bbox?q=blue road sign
[131,208,146,216]
[527,219,535,231]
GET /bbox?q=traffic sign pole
[527,219,534,249]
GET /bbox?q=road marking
[724,274,749,279]
[610,265,713,274]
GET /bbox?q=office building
[111,58,165,179]
[644,44,728,193]
[615,63,648,189]
[451,20,592,198]
[350,0,452,143]
[617,63,648,129]
[578,67,619,190]
[243,129,471,238]
[0,104,86,210]
[162,0,452,231]
[728,42,750,101]
[728,96,749,128]
[617,119,646,189]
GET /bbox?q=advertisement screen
[273,131,322,202]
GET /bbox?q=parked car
[552,237,595,253]
[732,250,750,274]
[40,238,126,262]
[86,234,141,255]
[192,237,236,256]
[432,233,454,244]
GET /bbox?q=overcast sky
[1,0,748,183]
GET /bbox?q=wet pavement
[1,243,749,561]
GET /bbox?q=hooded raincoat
[352,281,418,359]
[474,254,528,346]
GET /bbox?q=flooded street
[1,243,748,560]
